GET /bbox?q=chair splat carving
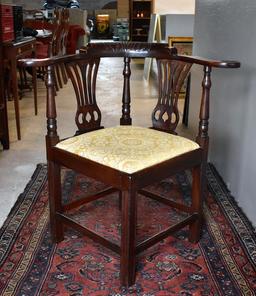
[152,59,192,132]
[65,59,102,134]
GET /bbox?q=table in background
[3,37,37,140]
[0,44,9,149]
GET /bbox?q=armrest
[173,54,240,68]
[18,54,78,68]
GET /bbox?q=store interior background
[0,0,195,14]
[0,0,255,228]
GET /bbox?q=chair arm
[18,54,78,68]
[173,54,240,68]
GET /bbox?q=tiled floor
[0,57,189,227]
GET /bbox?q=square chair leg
[48,161,64,243]
[120,189,137,286]
[189,165,203,243]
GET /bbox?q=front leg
[48,160,64,243]
[120,187,137,286]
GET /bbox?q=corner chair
[20,42,240,287]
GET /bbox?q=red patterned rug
[0,164,255,295]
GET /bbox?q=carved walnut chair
[20,42,240,287]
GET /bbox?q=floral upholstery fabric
[56,126,200,174]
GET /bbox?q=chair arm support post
[120,57,132,125]
[196,65,211,202]
[45,65,59,157]
[196,65,212,163]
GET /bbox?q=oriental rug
[0,164,255,296]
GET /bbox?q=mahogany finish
[0,38,9,149]
[19,42,240,287]
[27,8,70,91]
[3,37,37,140]
[152,59,192,132]
[65,57,102,133]
[49,8,70,90]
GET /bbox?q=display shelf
[130,0,153,41]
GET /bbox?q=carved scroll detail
[65,59,102,134]
[152,59,192,133]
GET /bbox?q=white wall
[154,0,195,14]
[189,0,256,226]
[165,14,194,40]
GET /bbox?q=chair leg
[18,68,24,95]
[189,165,203,243]
[120,188,137,287]
[118,190,122,210]
[32,66,38,115]
[48,161,64,243]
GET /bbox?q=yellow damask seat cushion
[56,126,200,174]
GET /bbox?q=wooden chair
[20,42,240,287]
[31,8,69,90]
[45,8,69,90]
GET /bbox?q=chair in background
[28,8,70,91]
[67,8,88,50]
[50,8,70,89]
[24,8,85,90]
[3,37,38,140]
[20,42,240,287]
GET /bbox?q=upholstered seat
[56,125,199,174]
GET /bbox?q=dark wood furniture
[0,36,9,149]
[24,9,70,91]
[3,37,37,140]
[130,0,153,41]
[20,42,240,287]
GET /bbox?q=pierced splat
[152,59,192,133]
[65,58,102,134]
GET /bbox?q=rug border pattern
[0,164,47,263]
[207,164,256,265]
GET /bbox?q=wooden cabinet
[118,0,130,18]
[130,0,153,41]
